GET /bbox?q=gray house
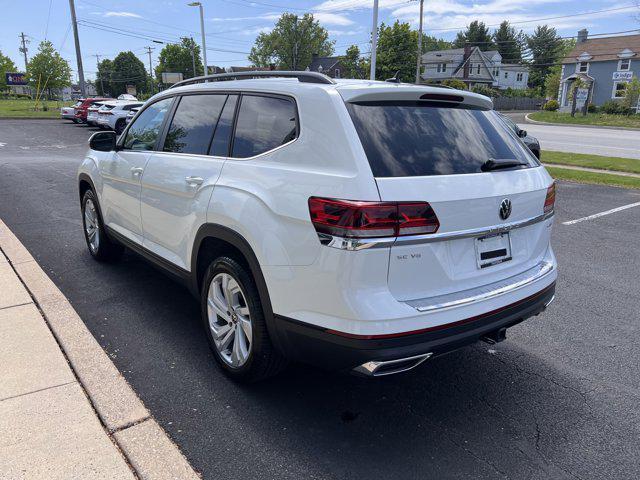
[421,46,529,90]
[559,29,640,110]
[307,54,345,78]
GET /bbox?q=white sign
[575,88,589,107]
[161,72,184,84]
[613,71,633,81]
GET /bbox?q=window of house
[232,95,298,158]
[577,62,589,73]
[516,72,523,82]
[618,59,631,71]
[504,71,508,79]
[476,63,481,75]
[334,68,341,78]
[493,67,499,77]
[437,63,447,73]
[613,81,628,98]
[162,94,227,155]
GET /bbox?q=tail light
[543,182,555,215]
[308,197,439,239]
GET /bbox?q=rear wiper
[481,158,528,172]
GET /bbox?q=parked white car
[86,102,106,127]
[61,101,82,121]
[125,107,140,125]
[78,72,557,382]
[96,100,144,134]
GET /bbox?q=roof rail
[168,70,336,89]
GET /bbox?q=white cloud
[103,11,142,18]
[209,13,280,22]
[311,12,354,25]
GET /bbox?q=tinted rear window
[346,102,537,177]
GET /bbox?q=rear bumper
[273,282,555,373]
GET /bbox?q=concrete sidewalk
[0,220,200,480]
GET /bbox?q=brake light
[543,182,555,215]
[308,197,439,239]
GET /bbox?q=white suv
[78,72,557,381]
[96,100,144,134]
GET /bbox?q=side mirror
[89,131,117,152]
[517,128,527,138]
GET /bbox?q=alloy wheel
[84,198,100,253]
[207,273,253,368]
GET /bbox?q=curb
[0,117,64,121]
[524,113,640,131]
[542,163,640,178]
[0,219,201,480]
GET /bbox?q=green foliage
[453,21,493,50]
[493,21,524,63]
[96,59,113,96]
[27,41,72,94]
[248,13,334,70]
[502,87,541,98]
[156,38,204,83]
[109,51,147,96]
[587,103,597,113]
[342,45,367,79]
[543,99,559,111]
[600,100,632,115]
[441,79,467,90]
[471,85,498,97]
[421,36,452,52]
[0,51,19,91]
[544,66,561,99]
[623,77,640,112]
[375,21,417,82]
[526,25,563,90]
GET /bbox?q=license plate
[475,232,512,268]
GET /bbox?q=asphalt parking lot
[1,119,639,480]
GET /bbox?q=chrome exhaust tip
[353,352,433,377]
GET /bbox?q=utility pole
[415,0,424,84]
[19,32,29,70]
[68,0,86,96]
[93,54,105,95]
[145,47,155,94]
[188,2,208,75]
[369,0,379,80]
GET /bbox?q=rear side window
[232,95,297,158]
[209,95,238,157]
[163,94,227,155]
[346,102,537,177]
[123,97,173,151]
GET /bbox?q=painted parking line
[562,201,640,225]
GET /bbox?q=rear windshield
[346,101,538,177]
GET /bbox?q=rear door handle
[131,167,144,176]
[185,176,204,185]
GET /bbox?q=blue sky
[1,0,638,81]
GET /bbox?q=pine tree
[493,21,524,63]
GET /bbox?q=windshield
[346,101,538,177]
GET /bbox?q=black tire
[115,119,126,135]
[201,256,287,382]
[81,189,124,262]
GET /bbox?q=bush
[471,85,499,98]
[601,100,623,114]
[543,99,559,111]
[587,103,597,113]
[441,79,467,91]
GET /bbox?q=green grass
[529,111,640,129]
[547,166,640,189]
[542,151,640,174]
[0,99,72,118]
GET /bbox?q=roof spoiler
[168,70,336,89]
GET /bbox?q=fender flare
[190,224,286,353]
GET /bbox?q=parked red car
[74,97,112,123]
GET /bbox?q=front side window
[123,97,173,151]
[613,81,628,98]
[232,95,297,158]
[209,95,238,157]
[346,101,538,177]
[163,94,227,155]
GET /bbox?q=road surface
[1,119,640,480]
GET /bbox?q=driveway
[2,119,640,480]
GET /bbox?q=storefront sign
[613,71,634,81]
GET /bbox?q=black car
[498,113,540,159]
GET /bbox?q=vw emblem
[499,199,512,220]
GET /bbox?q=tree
[109,51,147,96]
[422,35,452,52]
[96,58,113,96]
[27,41,71,97]
[623,77,640,112]
[249,13,334,70]
[493,21,524,63]
[526,25,563,90]
[0,51,18,91]
[544,68,561,99]
[374,21,417,82]
[155,38,203,84]
[453,21,493,50]
[442,79,467,90]
[342,45,367,79]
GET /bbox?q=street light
[188,2,207,76]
